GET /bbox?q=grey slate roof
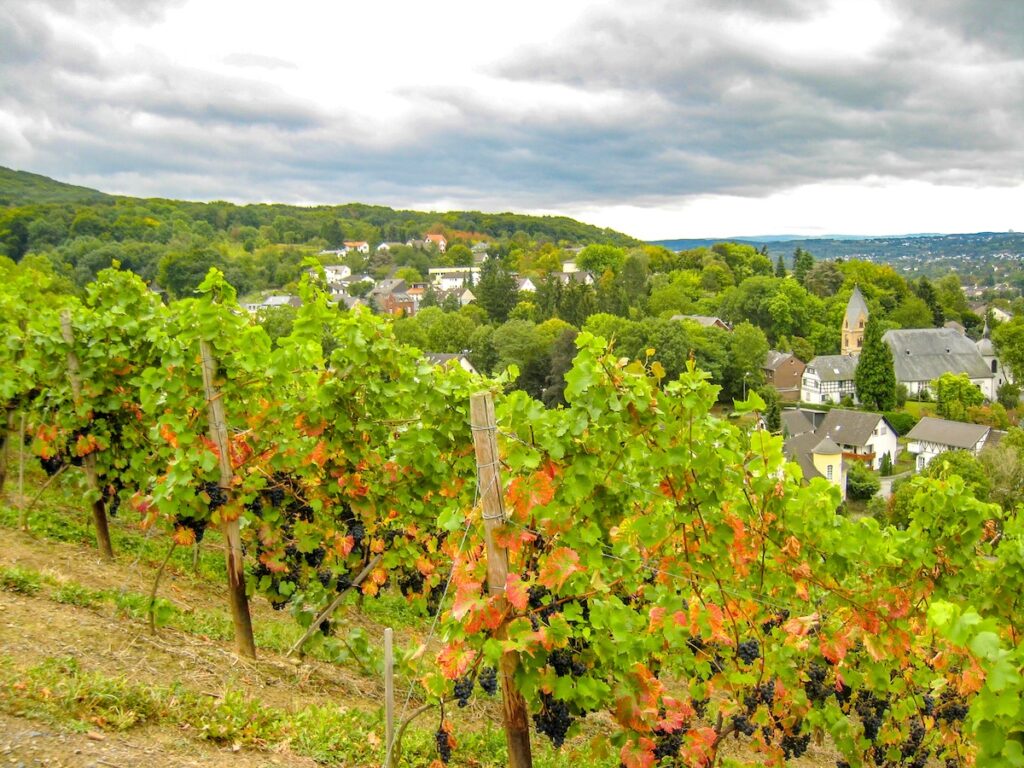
[764,350,794,371]
[905,417,989,449]
[844,286,869,329]
[816,408,890,446]
[783,431,824,480]
[671,314,731,329]
[813,436,842,455]
[782,409,816,437]
[805,355,859,382]
[882,328,993,382]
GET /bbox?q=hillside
[0,165,638,248]
[0,167,113,205]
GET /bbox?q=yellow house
[811,436,846,498]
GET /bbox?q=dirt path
[0,711,318,767]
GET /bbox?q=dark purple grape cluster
[855,691,889,743]
[176,515,207,543]
[454,675,474,707]
[737,639,760,664]
[303,547,325,568]
[398,570,424,597]
[805,663,829,702]
[731,713,757,737]
[781,731,810,759]
[202,481,228,511]
[39,455,64,476]
[478,666,497,696]
[319,619,331,636]
[936,690,969,724]
[533,693,573,747]
[760,609,790,634]
[549,649,573,677]
[317,569,332,589]
[435,729,451,764]
[335,575,352,593]
[653,726,683,761]
[347,520,365,545]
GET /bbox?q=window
[993,359,998,373]
[826,464,833,480]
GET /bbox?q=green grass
[0,566,42,595]
[902,400,937,418]
[0,655,609,767]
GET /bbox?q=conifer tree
[775,254,786,278]
[855,315,896,410]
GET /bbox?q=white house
[343,240,370,254]
[516,277,537,293]
[905,417,991,471]
[322,264,352,283]
[815,409,899,471]
[425,234,448,253]
[425,352,477,375]
[883,328,997,400]
[428,266,480,290]
[800,355,859,405]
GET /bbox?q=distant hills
[0,166,637,247]
[650,232,1024,263]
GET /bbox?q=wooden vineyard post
[0,407,12,494]
[60,311,114,560]
[200,340,257,659]
[470,391,533,768]
[384,627,395,768]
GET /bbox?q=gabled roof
[783,431,824,480]
[882,328,993,382]
[844,286,869,330]
[805,355,859,382]
[813,436,842,455]
[671,315,731,330]
[765,349,803,370]
[905,417,990,449]
[816,408,890,446]
[781,409,815,437]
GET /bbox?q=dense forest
[0,166,637,296]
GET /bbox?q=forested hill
[0,167,113,205]
[0,165,638,251]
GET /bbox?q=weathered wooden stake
[470,391,533,768]
[384,627,395,768]
[199,339,257,659]
[60,311,113,560]
[0,407,13,493]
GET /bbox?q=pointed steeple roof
[812,435,841,455]
[843,285,868,330]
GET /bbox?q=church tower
[841,285,868,356]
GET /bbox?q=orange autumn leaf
[159,422,178,448]
[619,737,656,768]
[505,573,529,612]
[538,547,581,592]
[306,440,328,467]
[507,471,556,521]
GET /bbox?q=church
[801,286,1006,403]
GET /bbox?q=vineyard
[1,259,1022,768]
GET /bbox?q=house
[425,234,448,253]
[245,295,302,313]
[425,352,478,375]
[905,417,992,471]
[784,431,847,499]
[671,315,732,331]
[943,320,966,335]
[882,328,997,400]
[376,242,404,253]
[976,325,1012,390]
[428,266,480,291]
[343,241,370,254]
[841,286,869,356]
[552,271,595,286]
[517,277,537,293]
[781,408,820,438]
[813,409,899,471]
[322,264,352,283]
[990,306,1014,324]
[800,355,859,405]
[763,350,806,401]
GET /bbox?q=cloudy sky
[2,0,1022,239]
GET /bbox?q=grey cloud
[1,0,1022,219]
[222,53,298,70]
